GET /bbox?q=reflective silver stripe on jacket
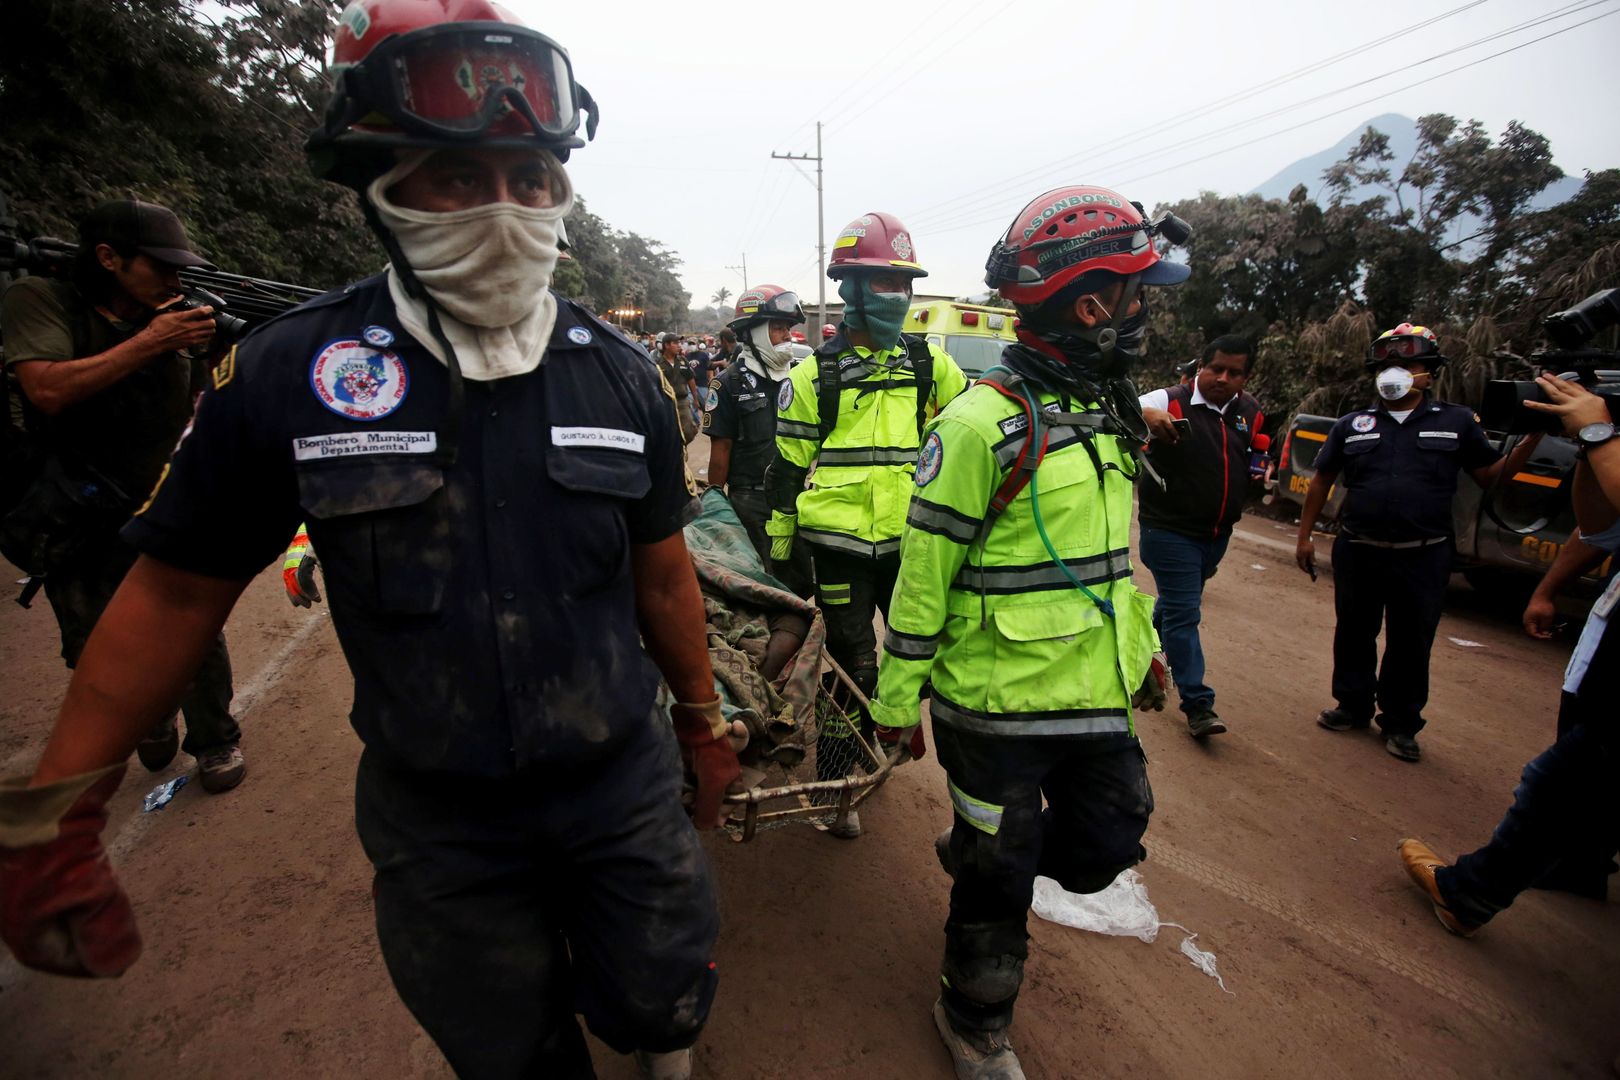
[948,778,1004,835]
[799,527,901,559]
[906,497,982,545]
[931,693,1134,737]
[952,548,1133,594]
[777,418,820,441]
[883,626,939,661]
[818,446,919,467]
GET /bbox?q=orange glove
[0,764,142,977]
[670,700,742,830]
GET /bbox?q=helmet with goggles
[729,285,805,333]
[1365,323,1447,371]
[308,0,599,188]
[826,212,927,280]
[985,186,1190,308]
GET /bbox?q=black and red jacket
[1138,383,1263,539]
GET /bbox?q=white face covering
[369,150,574,381]
[1376,365,1415,401]
[746,323,795,380]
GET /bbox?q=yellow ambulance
[904,300,1018,378]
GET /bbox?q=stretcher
[679,490,899,842]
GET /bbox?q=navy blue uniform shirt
[124,275,696,776]
[1314,397,1498,542]
[701,360,783,488]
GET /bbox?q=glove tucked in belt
[281,525,321,608]
[0,763,141,977]
[669,700,743,830]
[765,510,798,561]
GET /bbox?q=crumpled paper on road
[1032,869,1235,994]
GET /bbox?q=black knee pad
[943,920,1027,1010]
[1051,842,1147,895]
[851,664,878,698]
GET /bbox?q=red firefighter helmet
[1366,322,1447,371]
[826,212,927,279]
[821,323,837,340]
[308,0,598,187]
[728,285,805,333]
[985,186,1189,307]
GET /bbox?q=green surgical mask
[838,276,910,350]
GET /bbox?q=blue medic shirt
[1313,397,1499,542]
[123,275,697,776]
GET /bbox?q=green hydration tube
[1016,379,1116,619]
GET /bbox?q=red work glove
[1132,653,1168,713]
[0,764,142,977]
[670,700,742,830]
[876,724,927,764]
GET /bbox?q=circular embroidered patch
[778,379,795,411]
[891,232,914,260]
[1351,413,1376,433]
[704,385,720,412]
[567,325,593,345]
[309,340,409,421]
[361,325,394,348]
[915,431,943,486]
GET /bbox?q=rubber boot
[932,999,1024,1080]
[633,1048,691,1080]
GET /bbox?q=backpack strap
[973,369,1047,544]
[902,333,933,439]
[815,346,842,446]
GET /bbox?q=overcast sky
[507,0,1620,317]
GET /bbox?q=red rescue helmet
[729,284,805,333]
[985,186,1190,307]
[1366,322,1447,370]
[821,323,837,340]
[308,0,598,187]
[826,212,927,279]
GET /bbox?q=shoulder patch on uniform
[916,431,944,486]
[211,345,237,390]
[1351,413,1376,433]
[362,324,394,348]
[567,325,593,345]
[703,384,720,412]
[778,379,795,411]
[309,339,409,421]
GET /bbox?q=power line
[921,4,1620,240]
[906,0,1599,233]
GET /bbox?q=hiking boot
[1385,733,1422,762]
[932,998,1025,1080]
[1316,707,1370,732]
[136,716,180,772]
[826,809,861,840]
[1397,839,1479,937]
[1185,706,1227,739]
[633,1048,691,1080]
[197,744,246,794]
[935,828,955,878]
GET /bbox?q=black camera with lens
[168,286,249,343]
[1480,288,1620,435]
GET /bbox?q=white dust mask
[1376,366,1414,401]
[746,323,795,380]
[369,150,575,380]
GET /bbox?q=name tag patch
[1345,432,1381,444]
[293,431,438,460]
[551,426,646,453]
[1419,430,1459,439]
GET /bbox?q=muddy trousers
[932,723,1153,1033]
[355,721,721,1080]
[1435,697,1620,926]
[43,534,238,755]
[811,546,898,781]
[1329,535,1452,737]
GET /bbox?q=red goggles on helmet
[337,23,594,144]
[1369,335,1438,362]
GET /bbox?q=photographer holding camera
[1399,372,1618,933]
[0,199,244,793]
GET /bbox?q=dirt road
[2,502,1616,1078]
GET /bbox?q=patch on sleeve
[704,383,721,412]
[211,345,237,390]
[778,379,795,411]
[915,431,944,486]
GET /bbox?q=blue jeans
[1138,525,1231,715]
[1435,699,1619,926]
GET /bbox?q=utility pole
[771,121,826,337]
[725,255,748,289]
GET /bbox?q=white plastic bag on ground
[1032,869,1235,993]
[1031,869,1162,942]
